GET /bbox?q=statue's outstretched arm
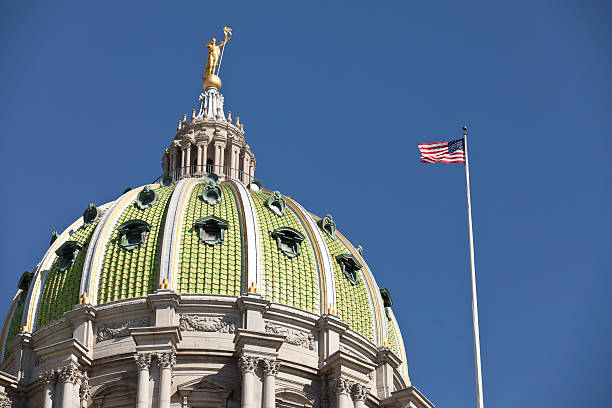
[219,31,232,47]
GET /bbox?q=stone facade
[0,292,433,408]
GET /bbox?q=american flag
[418,138,466,163]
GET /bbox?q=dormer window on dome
[380,288,393,320]
[266,191,286,216]
[117,220,151,250]
[336,253,361,285]
[55,241,83,272]
[202,181,222,205]
[194,215,229,246]
[271,227,305,258]
[136,186,158,210]
[83,203,100,227]
[17,271,34,304]
[318,214,336,239]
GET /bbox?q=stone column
[59,363,80,408]
[242,154,250,183]
[39,370,56,408]
[158,352,176,408]
[213,143,221,174]
[185,144,191,175]
[217,143,226,175]
[135,353,152,408]
[261,359,280,408]
[351,384,368,408]
[332,378,352,408]
[180,148,186,175]
[238,355,258,408]
[196,144,203,175]
[202,143,209,173]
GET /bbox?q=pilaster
[65,304,96,352]
[7,331,33,383]
[375,347,402,399]
[236,295,270,332]
[317,314,349,364]
[148,290,181,327]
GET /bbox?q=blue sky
[1,1,610,406]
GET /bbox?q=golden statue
[203,26,232,90]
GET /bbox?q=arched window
[271,227,305,258]
[117,220,151,250]
[55,241,83,272]
[336,253,361,285]
[194,216,229,246]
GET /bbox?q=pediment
[177,376,232,395]
[276,387,317,408]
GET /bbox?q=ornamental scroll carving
[238,355,258,374]
[265,323,316,350]
[59,363,80,385]
[179,314,236,333]
[96,317,150,342]
[0,391,11,408]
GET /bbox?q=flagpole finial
[462,125,468,136]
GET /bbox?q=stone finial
[227,111,232,123]
[177,121,182,131]
[182,114,187,122]
[191,109,196,120]
[261,359,280,376]
[238,355,258,374]
[134,353,152,370]
[235,116,240,125]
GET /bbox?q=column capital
[351,383,369,401]
[330,377,352,396]
[134,353,152,370]
[156,351,176,369]
[238,355,259,374]
[59,362,80,385]
[39,369,57,384]
[261,358,280,377]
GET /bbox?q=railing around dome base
[153,165,254,185]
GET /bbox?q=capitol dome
[0,45,433,408]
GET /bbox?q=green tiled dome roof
[2,177,409,381]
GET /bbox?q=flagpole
[462,125,485,408]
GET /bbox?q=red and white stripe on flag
[418,140,465,164]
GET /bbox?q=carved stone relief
[96,317,150,342]
[179,314,236,333]
[265,323,316,350]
